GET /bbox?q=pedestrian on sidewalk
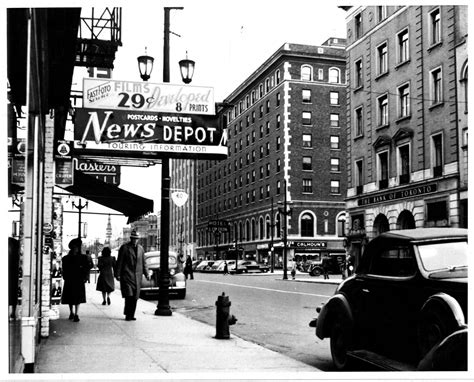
[61,238,92,322]
[223,261,229,275]
[96,247,116,305]
[115,230,149,321]
[322,255,330,280]
[291,264,296,280]
[85,250,93,283]
[184,255,194,280]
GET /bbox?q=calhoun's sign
[73,108,228,160]
[83,78,215,115]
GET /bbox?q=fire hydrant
[215,292,237,339]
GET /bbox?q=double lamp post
[137,7,194,316]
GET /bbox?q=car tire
[310,267,321,277]
[330,315,352,371]
[177,289,186,299]
[417,306,458,359]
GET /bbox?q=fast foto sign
[83,78,215,115]
[73,108,228,160]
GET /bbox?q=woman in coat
[115,230,149,321]
[61,238,91,322]
[96,247,116,305]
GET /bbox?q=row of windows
[354,133,444,191]
[199,155,342,192]
[354,7,441,49]
[228,65,343,122]
[198,134,342,188]
[199,178,342,215]
[197,213,346,247]
[353,67,443,136]
[229,89,341,139]
[228,70,282,121]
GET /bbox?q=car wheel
[310,267,321,277]
[330,315,352,370]
[177,289,186,299]
[417,306,458,358]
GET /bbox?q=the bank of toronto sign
[357,182,438,206]
[73,78,227,160]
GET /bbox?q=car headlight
[170,269,176,276]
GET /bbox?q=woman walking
[61,238,91,322]
[96,247,116,305]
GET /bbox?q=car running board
[348,350,417,371]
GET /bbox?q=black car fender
[420,292,466,329]
[316,293,354,340]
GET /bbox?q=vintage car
[312,228,467,371]
[195,260,215,272]
[229,260,270,273]
[140,251,186,299]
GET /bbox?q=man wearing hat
[115,230,149,321]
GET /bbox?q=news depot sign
[74,108,228,160]
[83,78,215,115]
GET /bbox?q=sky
[7,1,348,250]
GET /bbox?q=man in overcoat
[115,230,149,321]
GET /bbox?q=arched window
[246,220,251,241]
[301,65,312,81]
[259,217,264,239]
[336,212,346,237]
[265,216,271,239]
[251,219,256,240]
[374,213,390,236]
[275,213,281,238]
[301,213,314,237]
[329,67,340,83]
[239,221,244,241]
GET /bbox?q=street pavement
[34,272,342,378]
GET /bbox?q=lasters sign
[74,108,228,160]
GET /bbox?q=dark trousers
[124,296,137,318]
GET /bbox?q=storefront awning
[60,171,154,223]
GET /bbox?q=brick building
[343,6,468,266]
[196,40,347,267]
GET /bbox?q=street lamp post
[72,198,88,238]
[278,179,291,280]
[269,197,275,273]
[137,7,194,316]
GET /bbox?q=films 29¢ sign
[83,78,215,115]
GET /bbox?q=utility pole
[156,6,183,317]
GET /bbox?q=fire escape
[75,8,122,69]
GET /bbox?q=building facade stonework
[343,5,468,266]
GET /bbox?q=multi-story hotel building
[195,40,347,267]
[343,6,468,265]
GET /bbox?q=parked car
[210,260,225,272]
[229,260,270,273]
[140,250,186,299]
[192,260,202,270]
[312,228,467,371]
[195,260,215,272]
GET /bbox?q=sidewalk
[34,281,320,377]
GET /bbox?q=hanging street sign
[83,78,215,115]
[74,158,121,185]
[73,108,228,160]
